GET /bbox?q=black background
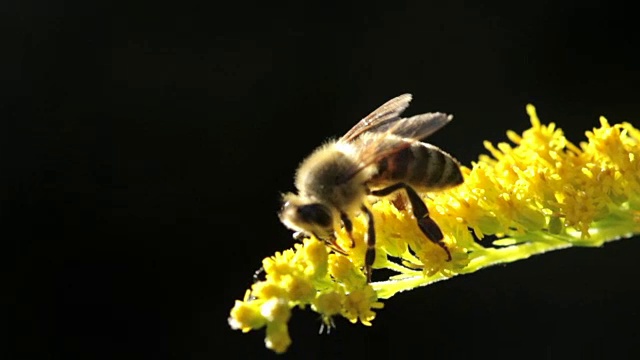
[6,1,640,359]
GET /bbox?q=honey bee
[279,94,463,282]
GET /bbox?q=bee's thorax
[295,141,372,213]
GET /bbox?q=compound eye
[297,204,332,228]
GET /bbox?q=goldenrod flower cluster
[229,106,640,353]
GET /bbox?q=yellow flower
[229,105,640,353]
[228,292,265,333]
[341,286,384,326]
[312,290,344,317]
[265,322,291,354]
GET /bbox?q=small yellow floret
[228,300,266,333]
[341,286,383,326]
[312,290,344,317]
[265,323,292,354]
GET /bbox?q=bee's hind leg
[370,183,451,261]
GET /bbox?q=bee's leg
[340,211,356,248]
[371,183,451,261]
[361,205,376,283]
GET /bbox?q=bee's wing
[341,94,413,142]
[362,111,452,163]
[338,111,454,183]
[372,112,453,140]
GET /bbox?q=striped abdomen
[372,140,463,191]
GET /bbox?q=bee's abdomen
[375,142,463,191]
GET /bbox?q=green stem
[373,210,639,299]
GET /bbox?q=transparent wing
[369,112,453,141]
[337,99,454,184]
[341,94,413,142]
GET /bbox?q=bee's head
[279,193,334,240]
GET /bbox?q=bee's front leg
[340,211,356,248]
[361,205,375,283]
